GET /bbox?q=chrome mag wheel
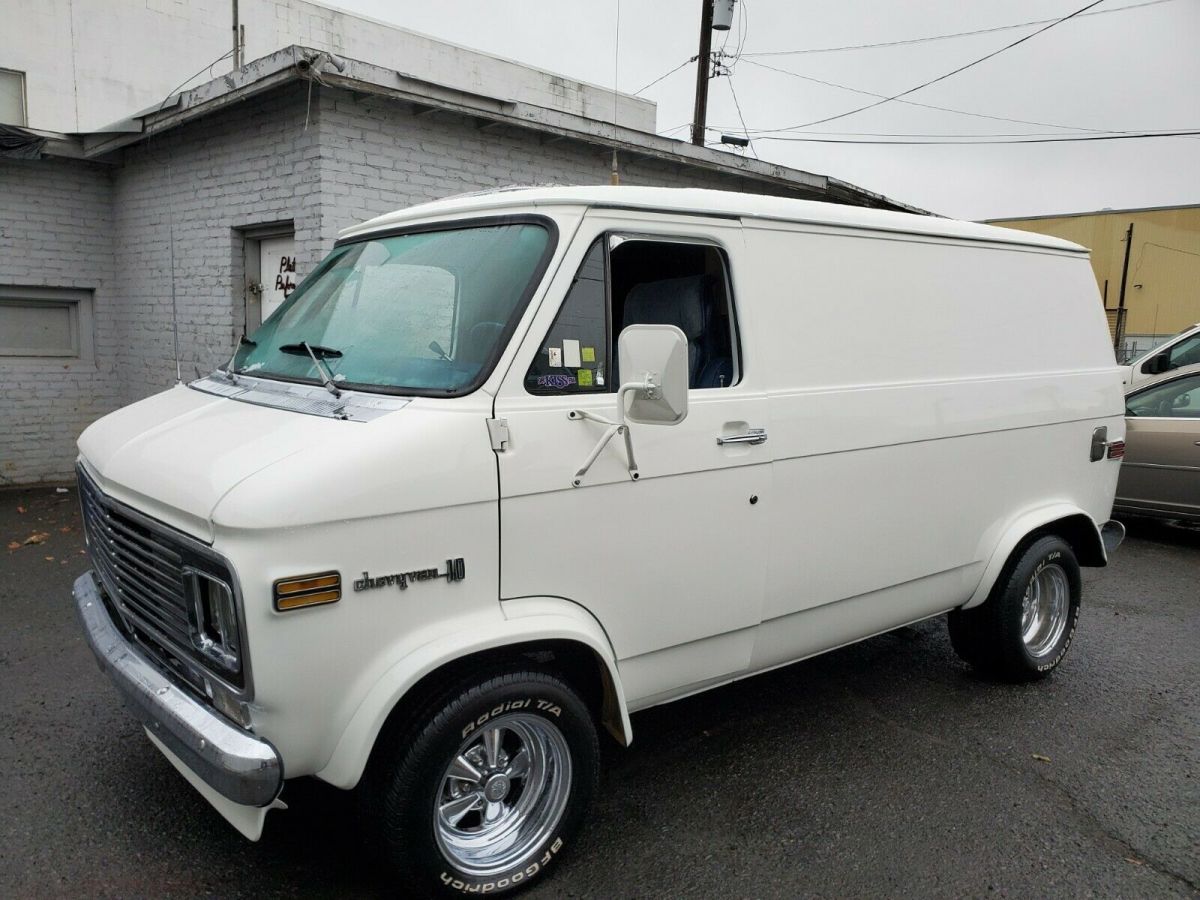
[1020,562,1070,658]
[434,713,572,877]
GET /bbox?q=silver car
[1116,371,1200,522]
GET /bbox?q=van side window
[525,235,739,394]
[610,239,738,389]
[525,238,609,394]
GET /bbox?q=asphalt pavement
[1,485,1196,898]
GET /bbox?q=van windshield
[230,222,552,394]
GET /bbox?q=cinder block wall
[112,82,325,402]
[0,158,120,485]
[1,80,821,483]
[313,88,787,244]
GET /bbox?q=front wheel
[364,670,599,896]
[948,535,1082,681]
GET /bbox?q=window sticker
[581,346,596,363]
[537,374,576,389]
[577,369,593,387]
[547,347,562,367]
[563,339,582,368]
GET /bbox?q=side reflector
[274,571,341,611]
[1107,441,1126,460]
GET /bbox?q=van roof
[338,186,1088,254]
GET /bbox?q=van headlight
[185,568,241,676]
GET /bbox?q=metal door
[1119,373,1200,517]
[492,212,770,704]
[259,236,297,322]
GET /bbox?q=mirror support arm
[567,377,657,487]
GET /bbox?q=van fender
[961,503,1104,610]
[315,596,630,790]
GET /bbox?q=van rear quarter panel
[741,221,1123,665]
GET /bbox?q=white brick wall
[0,81,819,483]
[313,88,787,246]
[0,158,120,485]
[112,82,324,402]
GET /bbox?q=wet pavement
[1,485,1196,898]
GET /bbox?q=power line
[750,130,1200,145]
[725,75,758,157]
[739,57,1118,134]
[634,56,696,96]
[784,0,1109,131]
[744,0,1177,57]
[712,126,1199,139]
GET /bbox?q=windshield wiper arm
[279,341,344,397]
[222,335,257,381]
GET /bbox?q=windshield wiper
[279,341,344,397]
[222,335,257,381]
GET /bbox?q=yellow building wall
[990,206,1200,339]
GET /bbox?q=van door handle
[717,428,767,446]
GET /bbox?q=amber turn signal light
[274,571,341,611]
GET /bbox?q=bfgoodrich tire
[363,671,599,897]
[948,535,1081,682]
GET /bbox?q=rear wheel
[948,535,1081,681]
[363,670,599,896]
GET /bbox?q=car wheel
[364,670,599,896]
[948,535,1081,681]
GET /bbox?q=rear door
[492,210,771,706]
[1119,372,1200,518]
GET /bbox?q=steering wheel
[463,321,505,363]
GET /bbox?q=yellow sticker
[577,369,593,387]
[581,346,596,363]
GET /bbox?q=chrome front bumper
[73,572,282,807]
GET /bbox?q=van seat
[623,275,717,387]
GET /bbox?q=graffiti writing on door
[276,255,297,297]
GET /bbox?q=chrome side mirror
[617,324,689,425]
[567,325,690,487]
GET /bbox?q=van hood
[78,385,351,542]
[78,383,497,544]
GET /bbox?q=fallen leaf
[23,532,50,545]
[1031,754,1052,763]
[44,556,54,561]
[16,505,26,513]
[1124,857,1144,866]
[7,542,20,551]
[59,526,72,533]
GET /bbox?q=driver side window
[524,233,740,395]
[1126,374,1200,418]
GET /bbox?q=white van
[73,186,1127,895]
[1123,322,1200,388]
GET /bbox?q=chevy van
[74,186,1127,895]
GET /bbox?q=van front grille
[77,467,243,690]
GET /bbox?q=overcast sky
[328,0,1198,220]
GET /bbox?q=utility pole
[232,0,242,69]
[690,0,714,146]
[1115,222,1134,355]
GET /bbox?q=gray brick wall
[0,158,119,485]
[0,80,822,483]
[112,82,324,402]
[313,88,792,244]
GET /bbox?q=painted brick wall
[313,88,793,245]
[0,158,119,485]
[1,81,820,483]
[111,82,325,402]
